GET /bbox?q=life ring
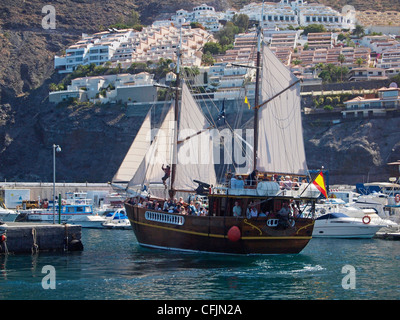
[362,215,371,224]
[395,194,400,203]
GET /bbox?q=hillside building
[55,25,213,73]
[49,72,156,104]
[239,0,356,30]
[342,84,400,118]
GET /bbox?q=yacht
[313,212,385,238]
[0,205,19,222]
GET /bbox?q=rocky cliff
[1,0,400,186]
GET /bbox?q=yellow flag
[244,96,251,109]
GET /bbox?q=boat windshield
[316,212,348,220]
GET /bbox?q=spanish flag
[244,96,251,109]
[312,171,328,198]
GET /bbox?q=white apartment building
[49,72,156,104]
[360,35,400,53]
[298,4,355,30]
[55,29,134,73]
[342,85,400,118]
[55,25,213,73]
[292,46,371,70]
[239,0,356,30]
[377,49,400,69]
[204,62,256,100]
[172,4,224,31]
[265,29,300,49]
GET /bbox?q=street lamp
[53,144,61,224]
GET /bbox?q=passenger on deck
[246,201,257,218]
[232,201,242,217]
[188,201,196,215]
[230,175,238,189]
[179,206,187,215]
[200,205,208,216]
[246,170,258,186]
[194,202,201,216]
[283,176,292,190]
[249,206,258,218]
[236,176,244,189]
[277,202,291,223]
[291,202,299,218]
[292,178,300,190]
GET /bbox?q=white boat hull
[313,220,383,238]
[23,211,106,228]
[101,220,131,229]
[0,212,19,222]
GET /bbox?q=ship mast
[169,27,182,198]
[253,1,264,172]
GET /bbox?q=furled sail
[112,108,152,183]
[257,44,308,176]
[174,83,217,190]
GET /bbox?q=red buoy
[227,226,241,242]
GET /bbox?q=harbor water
[0,228,399,300]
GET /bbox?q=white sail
[257,44,308,176]
[112,109,152,183]
[175,83,217,190]
[128,105,175,188]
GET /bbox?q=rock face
[303,117,400,184]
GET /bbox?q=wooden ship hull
[125,195,315,255]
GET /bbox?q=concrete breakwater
[0,222,83,254]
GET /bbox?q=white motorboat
[313,212,384,238]
[101,208,131,230]
[19,192,107,228]
[0,205,19,222]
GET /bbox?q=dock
[374,232,400,240]
[0,222,83,254]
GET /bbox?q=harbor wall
[0,223,83,254]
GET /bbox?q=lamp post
[53,144,61,224]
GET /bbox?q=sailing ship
[119,24,322,254]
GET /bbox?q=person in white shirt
[232,201,242,217]
[278,202,291,223]
[250,206,258,218]
[230,175,238,189]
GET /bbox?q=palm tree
[353,24,365,38]
[356,58,365,67]
[338,54,345,82]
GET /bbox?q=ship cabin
[197,172,318,220]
